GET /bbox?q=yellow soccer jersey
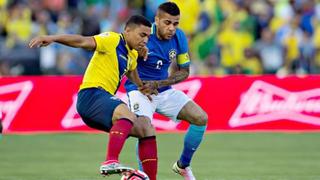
[80,32,138,95]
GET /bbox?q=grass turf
[0,133,320,180]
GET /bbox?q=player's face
[155,12,180,40]
[125,25,151,51]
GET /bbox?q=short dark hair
[125,15,152,28]
[158,2,180,16]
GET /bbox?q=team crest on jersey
[133,103,140,112]
[169,49,177,61]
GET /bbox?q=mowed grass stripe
[0,133,320,180]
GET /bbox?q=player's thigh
[177,100,208,126]
[156,89,190,122]
[127,90,155,120]
[76,88,124,132]
[112,103,137,123]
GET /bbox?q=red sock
[106,119,133,161]
[139,136,158,180]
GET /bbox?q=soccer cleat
[100,160,134,176]
[172,161,196,180]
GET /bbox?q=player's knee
[201,112,208,126]
[134,116,155,138]
[140,116,155,137]
[193,111,208,126]
[123,112,138,124]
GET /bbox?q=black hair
[158,2,180,16]
[125,15,152,28]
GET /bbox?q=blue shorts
[76,87,124,132]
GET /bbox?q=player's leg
[76,88,135,175]
[156,89,207,179]
[107,103,137,162]
[102,106,159,178]
[129,116,157,180]
[128,90,158,180]
[176,100,208,168]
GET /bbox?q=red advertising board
[1,75,320,134]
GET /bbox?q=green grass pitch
[1,133,320,180]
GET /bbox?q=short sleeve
[176,29,191,67]
[93,32,120,53]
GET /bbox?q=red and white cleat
[172,161,196,180]
[100,160,134,176]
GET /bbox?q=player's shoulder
[97,32,121,40]
[96,31,121,45]
[98,31,119,37]
[174,28,187,40]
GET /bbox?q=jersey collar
[151,23,157,35]
[120,33,132,51]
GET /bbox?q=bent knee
[119,113,138,124]
[139,116,155,137]
[131,116,155,138]
[193,112,208,126]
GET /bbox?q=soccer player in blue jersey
[125,2,208,180]
[29,15,158,179]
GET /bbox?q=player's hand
[138,83,159,101]
[29,36,53,48]
[137,46,148,61]
[142,81,159,92]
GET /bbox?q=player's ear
[124,26,131,33]
[125,24,138,34]
[155,16,159,26]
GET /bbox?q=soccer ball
[120,169,150,180]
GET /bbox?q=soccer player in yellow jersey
[29,15,158,179]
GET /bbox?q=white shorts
[127,89,191,122]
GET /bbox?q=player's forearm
[158,68,189,87]
[126,69,144,87]
[51,34,95,50]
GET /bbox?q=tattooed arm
[144,63,190,89]
[158,64,189,87]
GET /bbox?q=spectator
[1,0,320,76]
[278,14,304,75]
[255,28,284,74]
[217,20,254,74]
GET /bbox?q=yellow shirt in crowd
[218,28,253,67]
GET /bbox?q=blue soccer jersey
[125,24,190,93]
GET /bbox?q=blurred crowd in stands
[1,0,320,76]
